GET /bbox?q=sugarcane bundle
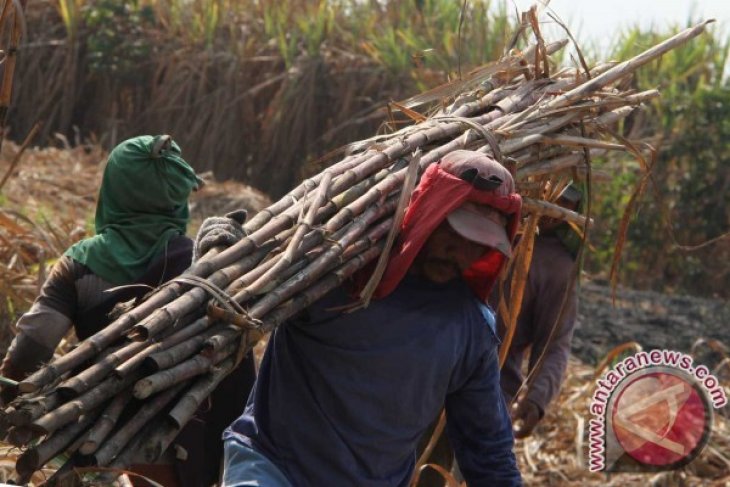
[0,16,713,483]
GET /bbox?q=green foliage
[260,1,336,66]
[82,0,156,77]
[356,0,510,83]
[587,23,730,297]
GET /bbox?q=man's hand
[0,383,18,407]
[194,210,248,261]
[510,399,542,439]
[0,362,24,407]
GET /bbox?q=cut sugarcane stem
[115,316,213,378]
[94,384,184,466]
[16,408,100,480]
[79,391,132,455]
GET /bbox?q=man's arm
[445,342,522,486]
[1,257,78,385]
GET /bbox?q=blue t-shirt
[225,274,521,486]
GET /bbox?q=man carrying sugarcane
[0,135,256,487]
[196,150,523,486]
[492,184,582,439]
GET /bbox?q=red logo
[610,370,711,468]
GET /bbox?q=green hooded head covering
[65,135,199,285]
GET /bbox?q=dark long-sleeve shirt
[492,234,578,413]
[226,274,522,487]
[1,235,194,380]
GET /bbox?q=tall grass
[9,1,729,296]
[10,0,516,195]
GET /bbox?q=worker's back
[226,273,504,486]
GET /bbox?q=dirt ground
[573,280,729,362]
[515,282,730,487]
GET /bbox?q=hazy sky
[508,0,729,51]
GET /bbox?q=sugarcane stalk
[247,171,333,294]
[491,62,632,133]
[425,39,571,119]
[134,346,226,400]
[263,243,386,331]
[32,372,140,437]
[15,409,100,481]
[167,358,236,430]
[79,391,133,455]
[57,340,147,398]
[230,236,329,302]
[107,423,151,469]
[276,215,394,293]
[6,392,61,427]
[493,112,583,156]
[126,235,286,342]
[327,159,408,212]
[228,205,352,296]
[123,360,238,466]
[222,216,393,330]
[533,88,659,120]
[248,195,399,318]
[591,105,636,126]
[243,151,376,233]
[94,383,185,466]
[522,197,590,226]
[114,233,284,346]
[242,213,387,301]
[324,168,408,234]
[516,149,605,179]
[115,316,213,378]
[6,425,34,447]
[230,212,363,303]
[550,21,712,111]
[142,323,228,373]
[202,101,528,275]
[18,284,191,393]
[426,77,565,154]
[540,135,626,151]
[359,150,421,305]
[201,326,240,356]
[499,214,539,367]
[512,145,570,167]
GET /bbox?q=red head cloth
[367,150,522,302]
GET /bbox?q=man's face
[417,221,488,284]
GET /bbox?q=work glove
[511,398,542,439]
[194,209,248,262]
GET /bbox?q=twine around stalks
[171,275,262,366]
[432,116,504,164]
[357,150,422,308]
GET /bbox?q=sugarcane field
[0,0,729,486]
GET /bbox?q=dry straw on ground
[516,353,730,487]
